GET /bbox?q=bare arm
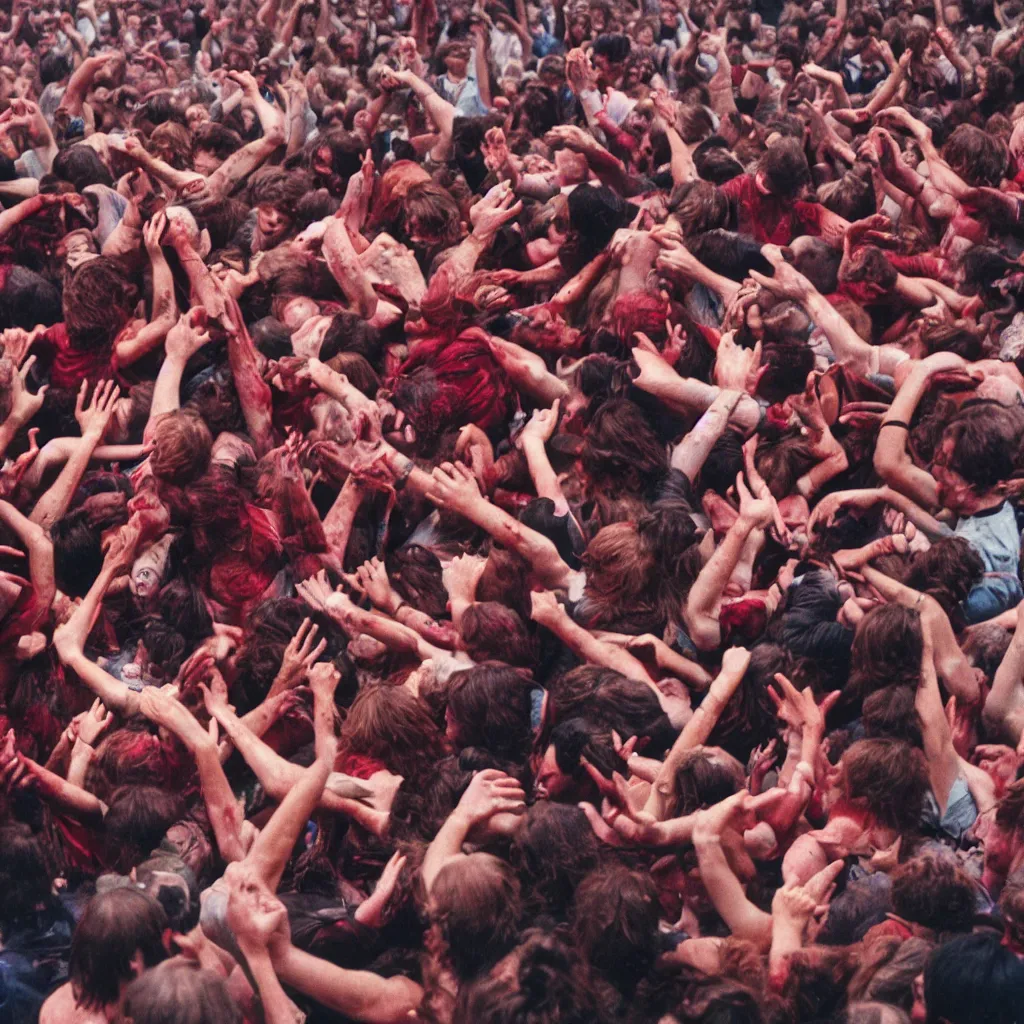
[872,363,941,509]
[30,382,119,530]
[983,602,1024,744]
[916,620,961,815]
[113,214,178,367]
[644,649,749,820]
[323,220,378,320]
[0,500,54,613]
[271,946,422,1024]
[670,388,742,483]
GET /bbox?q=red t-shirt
[35,323,115,391]
[720,174,826,245]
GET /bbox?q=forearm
[877,486,949,540]
[148,353,189,425]
[465,498,572,589]
[273,947,421,1024]
[227,322,274,456]
[406,73,455,144]
[549,251,610,311]
[0,500,54,608]
[243,950,296,1024]
[984,625,1024,737]
[65,741,95,789]
[195,739,247,862]
[65,650,139,715]
[208,131,284,198]
[631,371,761,434]
[127,147,202,192]
[916,659,960,813]
[329,601,437,661]
[665,125,697,186]
[769,917,806,985]
[796,445,848,500]
[0,194,44,241]
[29,433,102,529]
[872,371,939,506]
[215,705,306,795]
[247,748,332,892]
[324,222,377,319]
[542,608,655,683]
[670,389,741,482]
[864,66,905,116]
[694,833,772,947]
[115,256,177,367]
[685,517,756,628]
[522,437,568,513]
[60,57,100,115]
[22,756,105,823]
[646,666,744,818]
[322,479,364,562]
[422,808,472,891]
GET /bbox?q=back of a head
[71,889,168,1011]
[791,236,841,295]
[572,865,659,996]
[432,853,521,982]
[453,930,599,1024]
[924,932,1024,1024]
[760,137,811,200]
[943,403,1021,494]
[121,960,241,1024]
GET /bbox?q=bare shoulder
[40,982,105,1024]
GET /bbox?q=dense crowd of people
[4,0,1024,1020]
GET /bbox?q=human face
[313,145,335,183]
[930,436,973,513]
[444,47,470,76]
[534,744,574,801]
[637,23,654,44]
[192,147,221,176]
[257,203,290,240]
[130,536,173,599]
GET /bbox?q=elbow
[872,447,899,483]
[688,616,722,652]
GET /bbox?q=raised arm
[644,647,750,820]
[685,475,772,651]
[113,213,178,367]
[426,463,575,590]
[916,618,962,815]
[30,381,121,530]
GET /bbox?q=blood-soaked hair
[89,725,190,798]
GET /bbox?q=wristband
[879,420,910,431]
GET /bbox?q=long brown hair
[338,682,448,781]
